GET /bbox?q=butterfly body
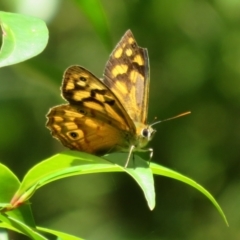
[46,30,155,167]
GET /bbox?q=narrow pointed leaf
[74,0,112,50]
[0,214,46,240]
[38,227,84,240]
[150,162,228,226]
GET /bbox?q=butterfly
[46,30,189,167]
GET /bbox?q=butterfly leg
[148,148,153,166]
[124,145,135,168]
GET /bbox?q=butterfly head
[141,125,156,142]
[135,122,156,149]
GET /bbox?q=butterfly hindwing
[46,104,131,153]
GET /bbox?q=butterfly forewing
[61,66,135,132]
[103,30,150,124]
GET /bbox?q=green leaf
[74,0,112,50]
[104,153,155,210]
[12,151,156,210]
[150,162,229,226]
[5,204,36,228]
[0,214,46,240]
[0,11,48,67]
[38,226,84,240]
[0,164,39,228]
[0,163,20,204]
[9,150,227,226]
[13,151,118,204]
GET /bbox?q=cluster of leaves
[0,11,227,240]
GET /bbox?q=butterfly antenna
[149,116,158,126]
[150,111,191,127]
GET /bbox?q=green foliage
[0,149,227,238]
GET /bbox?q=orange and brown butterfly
[46,30,189,167]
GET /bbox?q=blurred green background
[1,0,240,239]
